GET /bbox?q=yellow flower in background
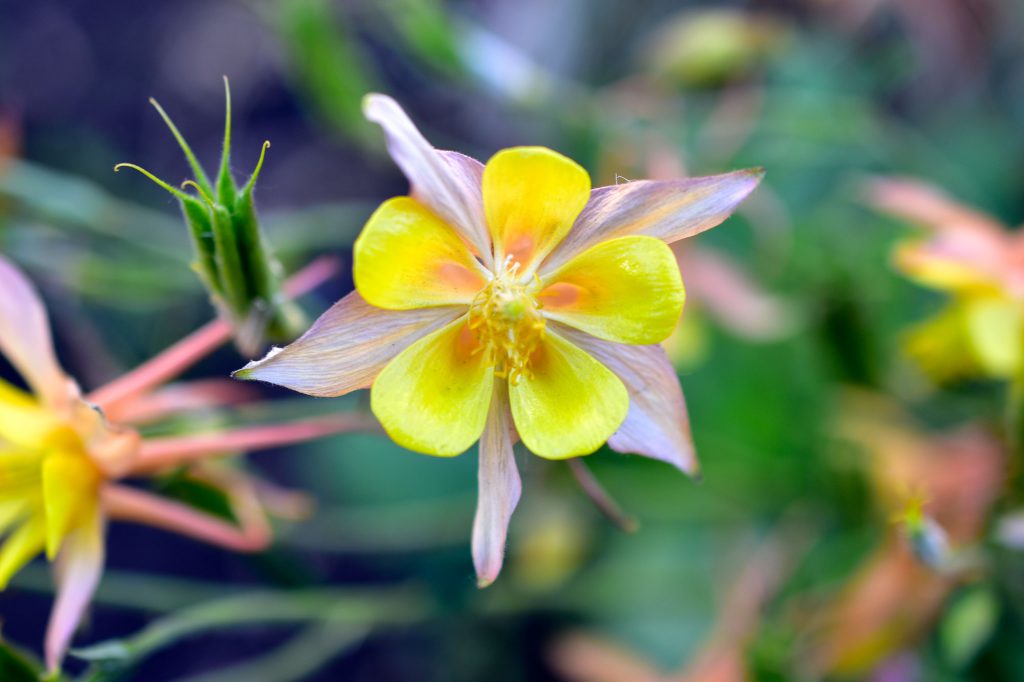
[0,258,137,670]
[867,177,1024,382]
[0,255,371,671]
[237,94,763,585]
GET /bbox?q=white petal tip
[232,347,283,381]
[362,93,397,120]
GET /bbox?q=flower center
[468,268,545,384]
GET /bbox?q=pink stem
[86,256,341,413]
[127,412,381,474]
[101,484,271,553]
[567,458,639,533]
[87,320,230,414]
[110,378,262,426]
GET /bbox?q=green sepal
[234,182,305,340]
[179,195,221,298]
[209,203,249,318]
[215,76,239,208]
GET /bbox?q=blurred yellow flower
[0,255,367,671]
[237,94,763,586]
[868,177,1024,382]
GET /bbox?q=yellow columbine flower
[0,257,137,670]
[867,177,1024,382]
[0,256,372,670]
[237,94,763,585]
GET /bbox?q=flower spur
[237,94,763,585]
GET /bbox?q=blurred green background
[2,0,1024,680]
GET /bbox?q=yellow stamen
[468,261,545,385]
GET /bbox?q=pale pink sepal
[235,291,462,397]
[472,382,521,587]
[362,93,493,267]
[0,255,70,406]
[541,169,764,275]
[45,511,105,671]
[555,324,698,476]
[864,176,1006,237]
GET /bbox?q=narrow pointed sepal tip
[476,574,496,589]
[231,367,253,381]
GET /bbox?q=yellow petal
[483,147,591,274]
[902,304,977,383]
[893,240,1001,295]
[965,297,1023,377]
[0,378,63,450]
[509,331,628,459]
[371,318,494,456]
[0,514,46,588]
[354,196,488,310]
[538,235,685,344]
[0,450,42,497]
[0,500,29,536]
[362,94,494,269]
[42,454,99,559]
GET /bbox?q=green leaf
[941,585,999,669]
[171,624,367,682]
[276,0,378,141]
[0,639,46,682]
[381,0,462,74]
[72,587,430,673]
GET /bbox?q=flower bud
[116,78,304,356]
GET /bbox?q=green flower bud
[115,78,304,356]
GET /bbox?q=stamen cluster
[468,261,545,384]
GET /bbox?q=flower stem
[127,412,381,474]
[102,484,271,553]
[86,256,340,412]
[567,458,639,533]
